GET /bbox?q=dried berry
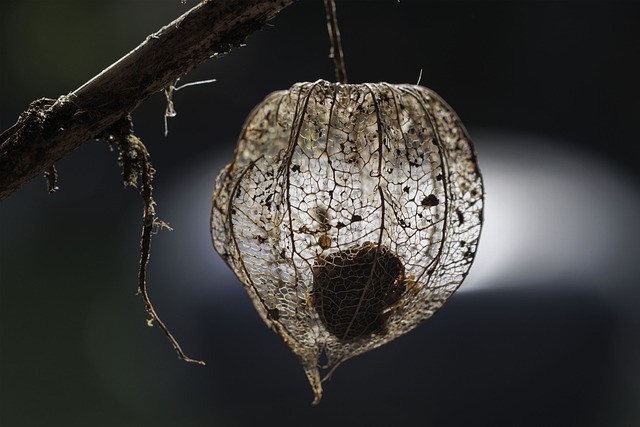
[211,80,483,404]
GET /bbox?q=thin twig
[164,78,217,137]
[135,135,204,365]
[323,0,348,84]
[43,165,59,194]
[103,116,204,365]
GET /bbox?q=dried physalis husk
[211,80,483,404]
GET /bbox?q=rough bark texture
[0,0,295,201]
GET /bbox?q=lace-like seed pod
[211,80,484,404]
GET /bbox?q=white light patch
[463,131,639,291]
[152,146,245,300]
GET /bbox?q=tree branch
[0,0,295,201]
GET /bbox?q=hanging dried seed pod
[211,80,483,404]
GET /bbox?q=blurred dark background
[1,1,639,426]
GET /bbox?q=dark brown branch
[0,0,295,201]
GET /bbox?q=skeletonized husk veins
[211,80,484,404]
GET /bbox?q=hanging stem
[103,116,204,365]
[324,0,348,84]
